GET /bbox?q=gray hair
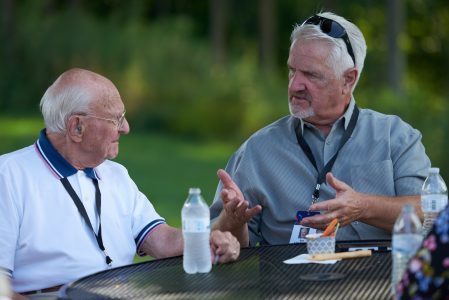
[40,69,100,133]
[291,12,367,91]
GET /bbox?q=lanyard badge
[290,210,320,244]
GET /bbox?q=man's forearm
[140,224,184,259]
[360,194,422,231]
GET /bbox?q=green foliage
[3,0,449,176]
[1,3,286,142]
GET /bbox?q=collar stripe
[35,129,99,180]
[34,141,64,179]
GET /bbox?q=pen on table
[310,250,372,261]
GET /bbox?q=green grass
[116,132,235,227]
[0,116,237,262]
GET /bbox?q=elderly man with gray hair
[211,12,431,247]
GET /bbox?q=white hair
[39,68,104,133]
[290,12,367,92]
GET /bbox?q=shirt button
[325,140,331,145]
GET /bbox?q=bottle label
[421,194,448,212]
[182,218,210,233]
[392,234,422,256]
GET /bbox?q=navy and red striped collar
[35,129,99,180]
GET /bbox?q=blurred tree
[1,0,14,63]
[210,0,228,66]
[1,0,15,111]
[2,0,449,177]
[258,0,277,72]
[387,0,405,96]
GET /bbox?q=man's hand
[301,172,366,230]
[217,169,262,230]
[213,169,262,247]
[210,230,240,264]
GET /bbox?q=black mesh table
[59,243,392,299]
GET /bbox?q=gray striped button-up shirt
[210,99,431,245]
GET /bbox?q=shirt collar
[341,97,356,130]
[35,128,99,180]
[295,97,356,133]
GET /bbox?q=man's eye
[306,72,320,79]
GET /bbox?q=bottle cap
[429,167,440,174]
[189,188,201,194]
[403,203,411,212]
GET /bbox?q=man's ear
[67,116,84,141]
[342,68,358,95]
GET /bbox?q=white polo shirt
[0,129,166,293]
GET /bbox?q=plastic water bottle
[421,167,448,237]
[0,273,12,300]
[182,188,212,274]
[391,204,422,298]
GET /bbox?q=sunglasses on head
[302,15,356,66]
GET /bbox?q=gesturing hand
[301,172,366,230]
[217,169,262,230]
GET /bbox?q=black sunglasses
[302,15,356,66]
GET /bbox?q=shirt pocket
[350,160,395,196]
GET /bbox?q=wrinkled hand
[217,169,262,230]
[210,230,240,263]
[301,172,367,230]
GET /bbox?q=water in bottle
[182,188,212,274]
[421,167,448,237]
[391,204,422,298]
[0,273,12,300]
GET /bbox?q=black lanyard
[61,177,112,266]
[295,105,359,205]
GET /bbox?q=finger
[223,194,243,212]
[221,189,238,203]
[234,201,250,216]
[309,199,337,212]
[216,244,239,263]
[326,172,351,193]
[211,233,239,263]
[245,205,262,219]
[301,212,335,228]
[217,169,241,192]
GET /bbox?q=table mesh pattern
[63,244,391,299]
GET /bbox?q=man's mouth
[290,96,309,104]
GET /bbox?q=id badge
[289,210,320,244]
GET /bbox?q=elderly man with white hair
[0,68,240,299]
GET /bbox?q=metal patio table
[59,241,392,300]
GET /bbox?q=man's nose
[119,118,130,135]
[289,72,306,91]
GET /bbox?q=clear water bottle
[0,273,12,300]
[182,188,212,274]
[421,167,448,237]
[391,204,422,298]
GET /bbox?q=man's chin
[107,148,119,160]
[289,106,315,119]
